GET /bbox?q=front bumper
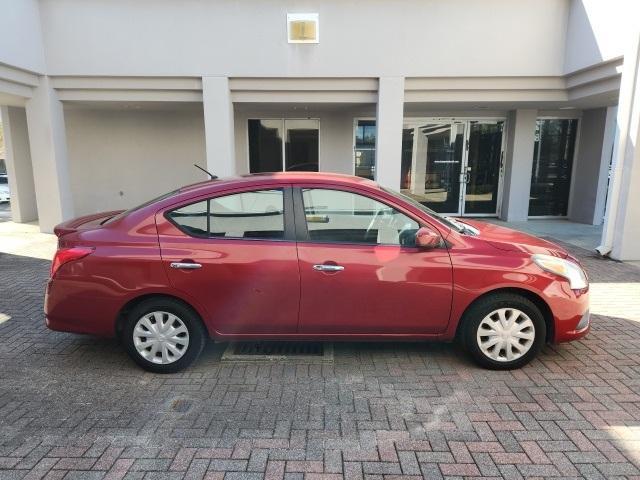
[552,286,590,343]
[557,308,590,342]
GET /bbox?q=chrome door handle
[170,262,202,270]
[313,264,345,272]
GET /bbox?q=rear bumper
[44,279,118,337]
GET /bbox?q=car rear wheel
[122,298,206,373]
[462,293,546,369]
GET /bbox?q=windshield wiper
[444,216,478,236]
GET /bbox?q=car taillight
[50,247,94,278]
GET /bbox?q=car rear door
[294,185,453,335]
[156,185,300,335]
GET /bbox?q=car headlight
[532,254,588,290]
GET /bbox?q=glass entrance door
[462,121,504,215]
[400,118,504,216]
[400,121,465,213]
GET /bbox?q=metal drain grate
[235,341,324,356]
[221,341,333,362]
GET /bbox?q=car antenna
[194,164,218,180]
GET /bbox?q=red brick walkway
[0,242,639,479]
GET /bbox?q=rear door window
[167,189,285,240]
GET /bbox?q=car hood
[0,185,9,193]
[455,219,569,258]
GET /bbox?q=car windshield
[0,176,8,185]
[102,189,179,224]
[380,186,466,233]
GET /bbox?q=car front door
[294,186,453,335]
[156,185,300,335]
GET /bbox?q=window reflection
[168,189,285,240]
[354,120,376,180]
[400,122,465,213]
[529,119,578,216]
[302,188,419,246]
[248,119,319,173]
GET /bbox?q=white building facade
[1,0,639,260]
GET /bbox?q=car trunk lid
[53,210,124,238]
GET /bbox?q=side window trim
[292,186,422,247]
[164,186,296,242]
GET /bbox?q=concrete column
[375,77,404,189]
[592,106,617,225]
[24,77,74,233]
[1,106,37,223]
[202,76,235,178]
[600,30,640,261]
[499,109,537,222]
[568,108,608,224]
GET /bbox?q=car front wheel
[462,293,546,369]
[122,298,206,373]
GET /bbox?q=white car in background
[0,174,10,203]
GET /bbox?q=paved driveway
[0,242,639,479]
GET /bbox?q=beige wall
[0,0,45,73]
[40,0,569,77]
[564,0,637,73]
[64,105,207,216]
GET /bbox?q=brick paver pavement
[1,242,640,479]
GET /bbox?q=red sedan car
[45,172,590,373]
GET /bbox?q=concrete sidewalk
[485,218,603,251]
[0,221,56,260]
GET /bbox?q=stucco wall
[64,105,207,216]
[564,0,637,73]
[0,0,45,73]
[39,0,569,77]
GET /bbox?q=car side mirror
[415,227,441,249]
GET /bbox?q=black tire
[122,297,207,373]
[462,293,546,370]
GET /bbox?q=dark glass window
[529,119,578,216]
[302,188,419,246]
[285,119,319,172]
[168,189,285,240]
[248,119,319,173]
[354,120,376,180]
[248,120,283,173]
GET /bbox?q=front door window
[248,119,319,173]
[301,188,419,246]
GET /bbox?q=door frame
[400,116,508,217]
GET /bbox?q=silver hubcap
[477,308,535,362]
[133,311,189,364]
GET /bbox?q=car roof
[179,171,380,195]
